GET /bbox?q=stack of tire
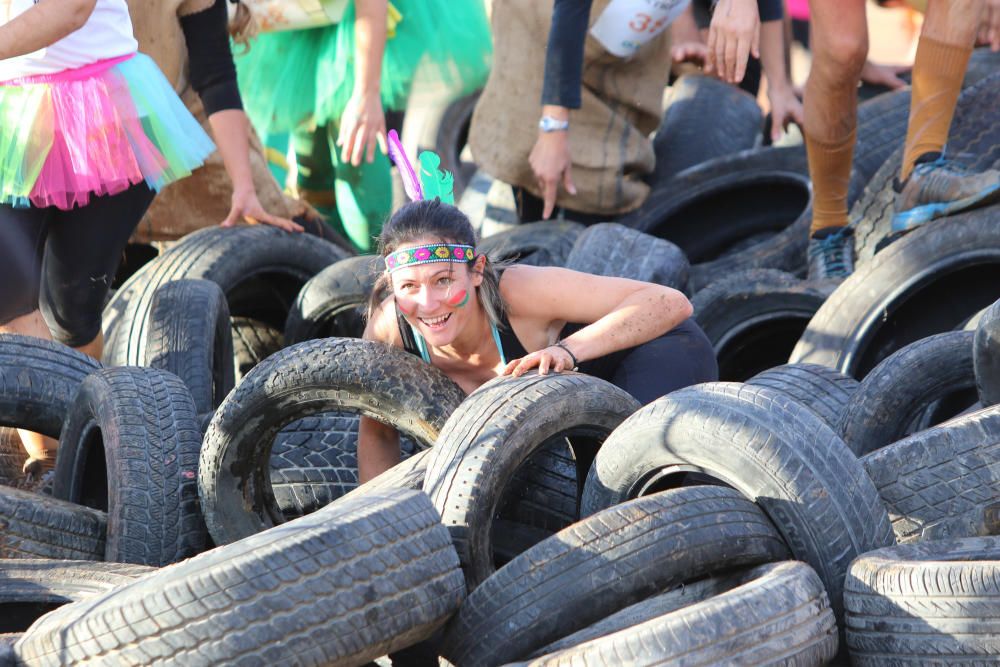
[1,52,1000,666]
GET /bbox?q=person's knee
[813,31,868,81]
[39,299,101,349]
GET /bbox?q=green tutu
[237,0,492,136]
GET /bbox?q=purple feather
[387,130,423,202]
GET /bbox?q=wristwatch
[538,116,570,133]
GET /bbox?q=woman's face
[390,250,484,347]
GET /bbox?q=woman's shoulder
[365,293,405,347]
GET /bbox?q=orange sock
[806,129,855,236]
[900,36,973,181]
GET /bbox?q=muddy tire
[53,367,207,565]
[439,486,789,666]
[692,269,831,381]
[845,537,1000,665]
[0,487,106,561]
[0,335,100,439]
[0,560,152,633]
[199,338,465,544]
[512,562,837,667]
[791,206,1000,378]
[838,331,976,456]
[144,279,234,414]
[862,405,1000,543]
[747,362,859,430]
[284,255,382,344]
[582,382,895,623]
[424,372,639,589]
[975,299,1000,407]
[102,225,346,367]
[565,223,689,290]
[478,221,584,267]
[231,316,284,381]
[14,488,466,667]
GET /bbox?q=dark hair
[366,199,507,326]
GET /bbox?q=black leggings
[571,319,719,405]
[0,183,156,346]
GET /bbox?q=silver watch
[538,116,570,133]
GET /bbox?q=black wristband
[553,341,579,370]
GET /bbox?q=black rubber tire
[0,560,152,633]
[284,255,382,344]
[845,536,1000,665]
[0,335,101,438]
[581,382,895,623]
[791,205,1000,378]
[691,269,831,381]
[231,316,284,381]
[746,362,859,430]
[143,279,234,414]
[649,74,762,185]
[862,405,1000,543]
[52,367,207,566]
[269,410,419,520]
[974,299,1000,407]
[101,225,347,367]
[511,562,838,667]
[838,332,976,456]
[338,448,431,501]
[424,372,640,590]
[619,146,811,289]
[478,221,584,267]
[564,223,689,291]
[0,487,106,561]
[199,337,465,544]
[853,72,1000,267]
[498,436,579,535]
[14,488,467,667]
[439,486,790,666]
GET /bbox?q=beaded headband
[386,243,476,273]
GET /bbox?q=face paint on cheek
[447,289,469,308]
[396,299,418,317]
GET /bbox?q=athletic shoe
[807,226,855,281]
[892,153,1000,233]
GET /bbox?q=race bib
[237,0,349,32]
[590,0,691,58]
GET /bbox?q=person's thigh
[0,204,50,325]
[608,319,719,405]
[40,184,156,346]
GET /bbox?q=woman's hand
[221,186,304,232]
[978,0,1000,51]
[503,344,576,377]
[529,131,577,220]
[671,41,709,66]
[706,0,760,84]
[337,89,388,167]
[860,60,909,90]
[767,85,804,143]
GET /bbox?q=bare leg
[804,0,869,236]
[1,311,58,472]
[900,0,984,180]
[357,417,401,484]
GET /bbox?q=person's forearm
[354,0,387,96]
[0,0,97,60]
[358,415,401,483]
[759,20,791,92]
[559,287,693,363]
[208,109,255,194]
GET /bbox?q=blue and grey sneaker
[892,153,1000,233]
[807,226,855,281]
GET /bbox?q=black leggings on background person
[0,183,155,346]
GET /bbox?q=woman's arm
[337,0,388,167]
[501,266,693,376]
[758,20,803,142]
[529,0,592,219]
[179,0,302,232]
[357,296,403,482]
[0,0,97,60]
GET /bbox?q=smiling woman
[358,198,719,481]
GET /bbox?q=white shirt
[0,0,138,81]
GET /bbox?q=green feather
[418,151,455,205]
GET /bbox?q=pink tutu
[0,52,214,210]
